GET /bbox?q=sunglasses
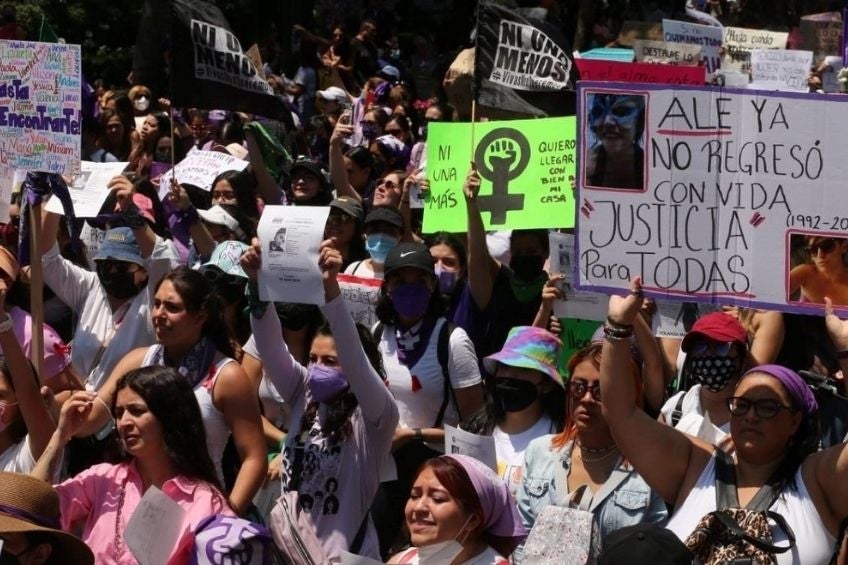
[727,397,795,419]
[568,380,601,401]
[688,340,735,357]
[377,179,399,190]
[589,95,642,127]
[805,238,838,255]
[97,260,140,274]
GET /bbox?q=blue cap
[93,227,144,266]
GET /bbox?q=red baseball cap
[680,312,748,353]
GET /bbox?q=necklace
[578,447,619,463]
[575,439,617,455]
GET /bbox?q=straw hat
[0,472,93,564]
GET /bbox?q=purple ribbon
[19,173,81,266]
[0,502,60,529]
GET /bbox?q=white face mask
[416,514,474,563]
[133,96,150,112]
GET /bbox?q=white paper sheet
[123,486,186,565]
[45,161,128,218]
[444,425,497,472]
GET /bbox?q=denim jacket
[513,434,667,563]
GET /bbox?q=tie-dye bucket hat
[483,326,563,387]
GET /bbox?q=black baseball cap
[329,197,364,222]
[598,524,692,565]
[384,242,435,279]
[364,205,404,230]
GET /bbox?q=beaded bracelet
[603,324,633,341]
[606,316,633,332]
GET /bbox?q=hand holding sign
[240,238,261,281]
[608,277,645,327]
[463,166,481,201]
[824,297,848,351]
[108,176,134,211]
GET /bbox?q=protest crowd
[5,0,848,563]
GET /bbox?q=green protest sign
[558,318,602,380]
[423,117,576,233]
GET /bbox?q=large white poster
[576,82,848,315]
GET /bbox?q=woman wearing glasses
[584,93,646,191]
[789,235,848,305]
[513,341,667,562]
[599,278,846,563]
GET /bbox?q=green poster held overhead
[423,116,577,233]
[557,318,602,380]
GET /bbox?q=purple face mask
[390,282,432,319]
[307,364,349,403]
[434,265,458,295]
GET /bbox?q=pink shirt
[56,461,234,564]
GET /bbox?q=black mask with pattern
[688,355,738,392]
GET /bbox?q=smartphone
[339,102,353,126]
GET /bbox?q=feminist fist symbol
[474,128,531,225]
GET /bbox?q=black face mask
[688,355,738,392]
[494,378,539,413]
[96,264,145,300]
[510,254,546,282]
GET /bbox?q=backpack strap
[670,393,686,427]
[372,322,384,342]
[433,321,457,428]
[714,448,783,512]
[711,509,796,555]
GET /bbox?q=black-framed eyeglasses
[805,238,838,255]
[568,380,601,401]
[689,340,734,357]
[727,397,795,419]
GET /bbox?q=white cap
[197,205,246,240]
[316,86,347,103]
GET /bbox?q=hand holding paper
[108,175,134,211]
[319,238,343,301]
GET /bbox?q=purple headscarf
[742,364,818,416]
[444,455,527,540]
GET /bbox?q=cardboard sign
[663,19,724,73]
[799,12,842,63]
[0,40,81,174]
[574,59,706,85]
[156,148,247,198]
[576,82,848,316]
[722,27,789,72]
[633,40,701,65]
[337,274,382,328]
[749,49,813,92]
[423,117,576,232]
[558,319,602,377]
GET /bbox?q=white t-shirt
[243,335,291,429]
[660,385,730,445]
[42,238,178,391]
[494,416,555,496]
[380,318,482,429]
[344,260,383,280]
[0,436,35,474]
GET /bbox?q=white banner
[749,49,813,92]
[156,147,247,198]
[577,83,848,315]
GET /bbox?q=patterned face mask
[688,355,738,392]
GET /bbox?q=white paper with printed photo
[651,300,720,339]
[749,49,813,92]
[549,232,606,321]
[444,425,497,472]
[337,274,382,328]
[124,486,186,565]
[45,161,128,217]
[257,205,329,304]
[156,147,248,198]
